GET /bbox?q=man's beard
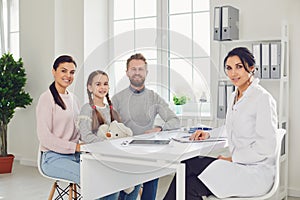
[130,75,145,88]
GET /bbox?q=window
[0,0,19,58]
[110,0,211,117]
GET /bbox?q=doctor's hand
[190,130,210,141]
[217,155,232,162]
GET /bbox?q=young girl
[79,70,120,143]
[36,55,81,184]
[78,70,141,200]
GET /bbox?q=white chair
[37,148,81,200]
[207,129,286,200]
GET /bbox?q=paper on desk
[171,136,226,143]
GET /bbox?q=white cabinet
[213,23,289,199]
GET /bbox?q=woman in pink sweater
[36,55,81,184]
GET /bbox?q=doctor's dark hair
[49,55,77,110]
[223,47,255,75]
[86,70,121,132]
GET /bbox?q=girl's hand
[189,130,210,141]
[76,143,84,152]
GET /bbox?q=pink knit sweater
[36,90,80,154]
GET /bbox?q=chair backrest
[37,147,74,183]
[208,128,286,200]
[37,146,48,179]
[259,128,286,200]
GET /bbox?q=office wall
[211,0,300,196]
[83,0,109,103]
[8,0,56,165]
[8,0,84,165]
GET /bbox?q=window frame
[109,0,211,118]
[0,0,20,58]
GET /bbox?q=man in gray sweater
[112,53,180,200]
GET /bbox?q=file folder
[270,42,281,79]
[261,43,270,79]
[213,7,222,41]
[221,6,239,40]
[217,81,235,119]
[217,81,226,119]
[252,43,262,78]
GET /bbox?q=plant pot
[175,105,183,115]
[0,154,15,174]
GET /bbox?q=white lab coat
[199,79,277,198]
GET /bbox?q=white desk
[80,131,226,200]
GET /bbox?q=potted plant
[173,95,187,114]
[0,53,33,173]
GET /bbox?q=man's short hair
[126,53,147,70]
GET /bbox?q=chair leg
[69,183,73,200]
[139,187,143,198]
[73,184,77,200]
[48,182,57,200]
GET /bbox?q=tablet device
[129,139,170,145]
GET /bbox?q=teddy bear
[97,120,133,140]
[97,120,134,194]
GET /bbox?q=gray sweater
[78,103,111,143]
[112,87,180,135]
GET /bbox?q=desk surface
[80,131,227,199]
[82,130,226,163]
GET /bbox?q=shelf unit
[214,23,289,200]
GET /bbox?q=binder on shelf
[217,81,226,119]
[252,43,262,78]
[270,42,281,79]
[221,6,239,41]
[217,81,235,119]
[261,43,270,79]
[213,7,222,41]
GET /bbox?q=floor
[0,161,299,200]
[0,160,173,200]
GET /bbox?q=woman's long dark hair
[49,55,77,110]
[86,70,121,132]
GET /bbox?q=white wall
[9,0,56,165]
[211,0,300,196]
[82,0,110,103]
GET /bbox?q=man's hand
[189,130,210,141]
[144,127,162,134]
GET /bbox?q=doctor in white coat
[163,47,277,200]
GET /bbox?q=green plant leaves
[173,95,187,105]
[0,53,33,125]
